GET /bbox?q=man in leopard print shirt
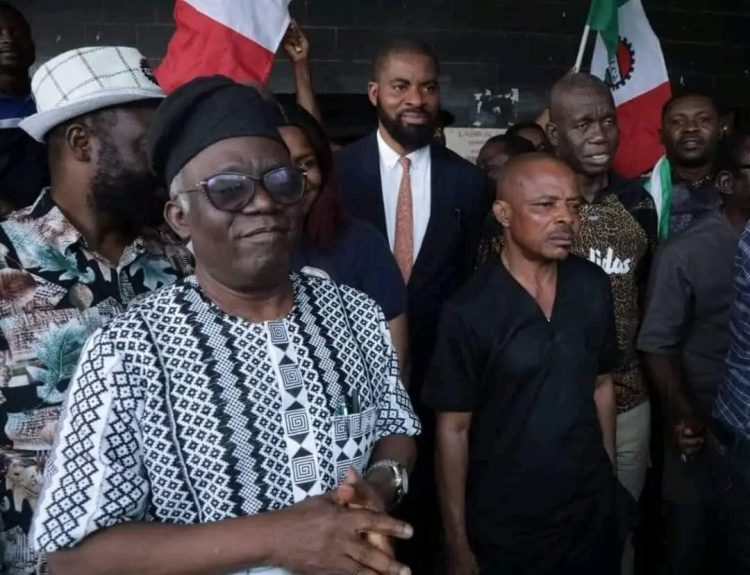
[546,73,658,575]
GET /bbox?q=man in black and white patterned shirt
[32,77,420,575]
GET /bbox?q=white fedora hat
[20,46,165,142]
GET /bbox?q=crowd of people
[0,3,748,575]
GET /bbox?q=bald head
[497,153,576,201]
[549,73,613,122]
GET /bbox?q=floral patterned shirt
[0,190,192,574]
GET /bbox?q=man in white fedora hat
[0,46,192,574]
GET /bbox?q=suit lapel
[359,133,387,236]
[412,145,451,279]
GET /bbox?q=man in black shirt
[425,153,620,575]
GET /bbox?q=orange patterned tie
[394,156,414,282]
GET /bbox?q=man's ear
[658,127,665,147]
[164,200,191,243]
[546,122,559,148]
[65,123,93,162]
[716,170,734,197]
[493,199,511,228]
[367,82,379,108]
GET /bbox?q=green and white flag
[644,156,672,242]
[587,0,623,57]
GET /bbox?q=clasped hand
[272,468,412,575]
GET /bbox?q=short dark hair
[661,91,719,120]
[480,134,536,157]
[506,122,546,140]
[372,37,439,80]
[714,131,750,176]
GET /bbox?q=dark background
[8,0,750,129]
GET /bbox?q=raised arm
[282,20,323,124]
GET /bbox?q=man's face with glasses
[166,136,312,292]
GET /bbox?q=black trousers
[661,448,720,574]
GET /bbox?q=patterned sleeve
[32,327,148,554]
[715,224,750,427]
[346,290,421,441]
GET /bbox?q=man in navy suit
[335,38,491,573]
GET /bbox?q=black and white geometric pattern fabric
[32,273,420,555]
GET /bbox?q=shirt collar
[377,129,430,172]
[27,188,83,254]
[584,171,623,205]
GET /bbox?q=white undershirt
[376,129,432,258]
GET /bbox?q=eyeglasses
[180,167,308,212]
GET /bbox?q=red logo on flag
[605,38,635,91]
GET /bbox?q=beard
[90,138,166,233]
[377,101,437,152]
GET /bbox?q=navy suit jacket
[335,132,491,404]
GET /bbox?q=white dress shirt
[377,129,432,258]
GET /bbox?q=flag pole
[574,24,591,72]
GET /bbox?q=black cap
[146,75,285,184]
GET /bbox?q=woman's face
[278,125,323,198]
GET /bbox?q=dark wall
[9,0,750,123]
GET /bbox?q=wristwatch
[364,459,409,507]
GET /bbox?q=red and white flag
[156,0,291,94]
[590,0,671,178]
